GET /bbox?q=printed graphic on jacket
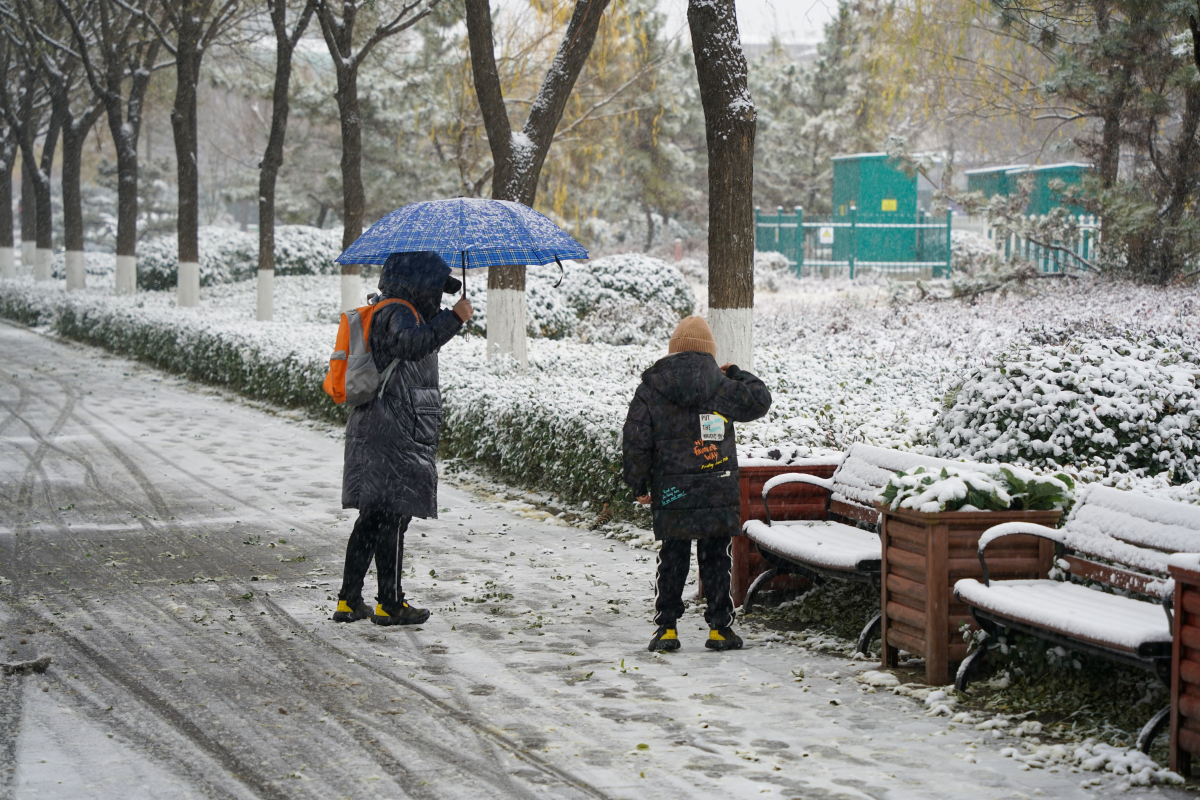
[699,413,726,441]
[661,486,686,505]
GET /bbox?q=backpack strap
[369,297,422,399]
[371,297,422,327]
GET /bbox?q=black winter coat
[341,286,462,517]
[622,351,772,540]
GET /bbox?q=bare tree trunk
[315,0,441,312]
[60,109,104,290]
[333,76,363,309]
[20,152,35,271]
[689,0,756,369]
[172,7,204,308]
[21,105,62,282]
[258,0,315,321]
[0,140,14,278]
[464,0,610,364]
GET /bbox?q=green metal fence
[755,206,953,279]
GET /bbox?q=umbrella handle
[554,257,564,288]
[462,252,468,299]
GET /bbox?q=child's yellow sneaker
[648,625,681,652]
[372,601,431,626]
[705,627,743,651]
[332,598,373,623]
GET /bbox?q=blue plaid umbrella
[336,198,588,295]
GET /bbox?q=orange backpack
[323,297,421,407]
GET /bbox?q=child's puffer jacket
[622,351,772,540]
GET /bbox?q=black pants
[654,535,735,630]
[338,509,410,610]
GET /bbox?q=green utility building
[964,165,1026,201]
[966,162,1092,216]
[830,152,929,264]
[831,153,917,220]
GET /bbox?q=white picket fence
[961,214,1100,273]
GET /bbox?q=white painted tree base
[115,256,136,295]
[340,273,361,313]
[34,248,52,282]
[177,262,200,307]
[257,270,274,321]
[486,288,528,367]
[65,251,86,291]
[20,242,34,271]
[0,247,13,279]
[708,306,753,372]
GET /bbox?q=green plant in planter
[878,465,1075,514]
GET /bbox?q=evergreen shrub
[933,331,1200,482]
[136,227,258,290]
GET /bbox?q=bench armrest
[978,521,1067,553]
[761,473,833,526]
[762,473,834,497]
[976,521,1067,587]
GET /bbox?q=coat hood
[641,351,722,408]
[379,251,452,320]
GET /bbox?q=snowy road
[0,321,1184,800]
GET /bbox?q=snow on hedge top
[933,332,1200,483]
[137,227,259,290]
[558,254,695,318]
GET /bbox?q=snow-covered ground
[1,322,1187,798]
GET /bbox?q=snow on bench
[741,443,973,654]
[953,484,1200,753]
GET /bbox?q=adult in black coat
[335,251,473,626]
[622,316,771,651]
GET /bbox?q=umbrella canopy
[335,198,588,269]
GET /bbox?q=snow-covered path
[0,321,1183,800]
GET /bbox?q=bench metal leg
[1137,705,1171,754]
[954,633,990,692]
[856,613,881,656]
[742,567,779,612]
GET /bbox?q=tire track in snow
[6,602,289,800]
[258,597,613,800]
[0,678,22,800]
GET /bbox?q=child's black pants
[653,535,735,629]
[338,509,410,611]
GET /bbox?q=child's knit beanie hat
[668,315,718,358]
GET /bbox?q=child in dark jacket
[622,316,772,651]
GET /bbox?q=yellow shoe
[332,598,372,623]
[705,627,743,651]
[648,626,681,652]
[372,601,431,626]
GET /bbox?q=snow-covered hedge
[878,465,1074,514]
[558,254,695,318]
[134,225,342,291]
[270,225,342,276]
[754,250,798,292]
[50,251,116,279]
[136,228,259,290]
[462,256,695,342]
[463,263,578,340]
[934,332,1200,483]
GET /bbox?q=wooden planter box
[879,505,1061,686]
[1170,557,1200,776]
[729,461,839,606]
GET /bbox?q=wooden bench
[732,459,840,605]
[954,484,1200,752]
[741,443,968,653]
